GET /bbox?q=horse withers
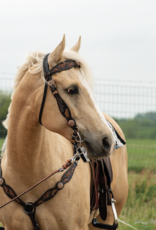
[0,35,128,230]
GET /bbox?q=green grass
[119,171,156,230]
[126,139,156,172]
[0,139,4,227]
[0,138,4,150]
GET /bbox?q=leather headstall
[39,54,80,132]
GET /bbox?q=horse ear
[48,34,65,68]
[70,36,81,52]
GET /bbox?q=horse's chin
[83,141,111,159]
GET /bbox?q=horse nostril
[102,137,110,152]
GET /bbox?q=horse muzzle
[82,135,115,159]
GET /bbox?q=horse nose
[102,137,111,153]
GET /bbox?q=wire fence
[0,76,156,171]
[95,80,156,172]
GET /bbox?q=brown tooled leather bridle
[0,55,87,230]
[39,54,80,130]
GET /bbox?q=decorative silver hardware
[111,198,118,224]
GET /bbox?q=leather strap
[0,158,77,230]
[34,162,77,207]
[90,157,114,221]
[91,160,100,211]
[24,203,39,230]
[99,159,107,221]
[39,83,48,125]
[44,59,80,80]
[39,54,49,125]
[39,55,80,129]
[104,158,113,184]
[114,129,126,145]
[92,218,118,230]
[103,158,112,206]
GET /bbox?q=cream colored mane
[1,50,93,155]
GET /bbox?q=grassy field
[0,138,156,229]
[0,138,4,151]
[126,139,156,172]
[119,171,156,230]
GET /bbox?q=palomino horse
[0,35,128,230]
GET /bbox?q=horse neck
[6,98,73,178]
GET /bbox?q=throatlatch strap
[39,54,49,125]
[39,83,48,125]
[43,53,50,75]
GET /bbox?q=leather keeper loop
[52,91,58,96]
[48,79,57,88]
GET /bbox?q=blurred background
[0,0,156,229]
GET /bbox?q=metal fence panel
[95,79,156,171]
[0,77,156,171]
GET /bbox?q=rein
[0,158,77,209]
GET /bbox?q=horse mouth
[83,140,111,159]
[83,141,97,159]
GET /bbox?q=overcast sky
[0,0,156,84]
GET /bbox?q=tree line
[0,91,11,138]
[115,112,156,139]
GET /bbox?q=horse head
[33,35,115,158]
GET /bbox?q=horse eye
[67,86,79,95]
